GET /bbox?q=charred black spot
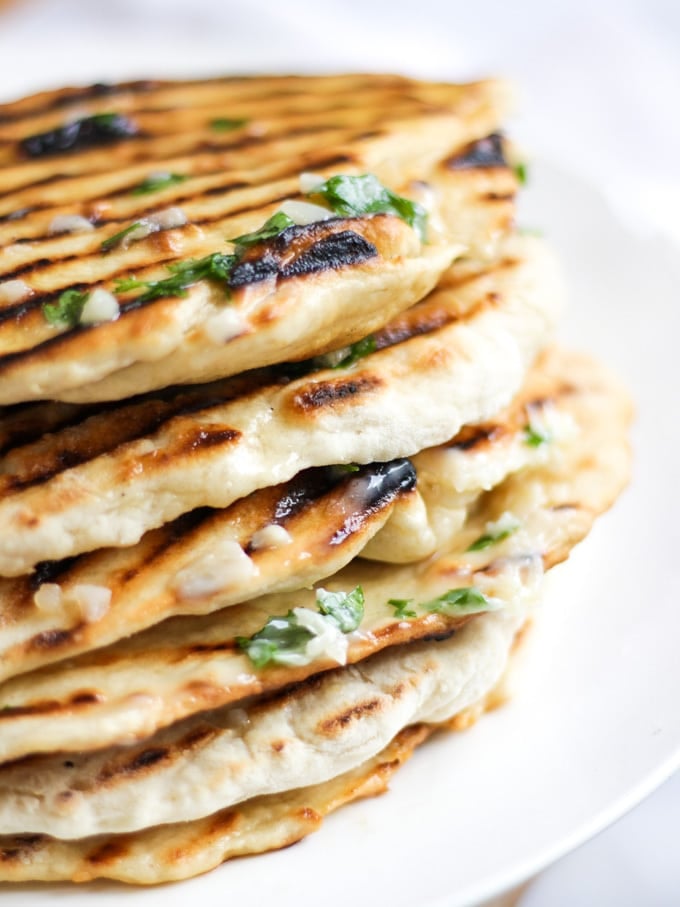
[0,834,45,862]
[29,557,79,591]
[175,426,241,455]
[293,375,381,411]
[328,459,417,546]
[69,691,103,706]
[30,628,74,649]
[446,133,508,170]
[279,230,377,279]
[0,206,35,223]
[127,747,169,771]
[20,113,140,158]
[247,459,415,549]
[184,639,237,655]
[270,467,343,525]
[229,225,378,289]
[228,252,279,287]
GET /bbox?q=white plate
[0,92,679,907]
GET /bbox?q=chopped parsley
[388,598,417,619]
[236,611,314,669]
[467,515,520,552]
[309,174,427,241]
[115,252,237,304]
[514,161,528,185]
[131,172,187,195]
[230,212,295,251]
[101,222,145,252]
[210,117,248,132]
[42,288,89,327]
[422,586,492,614]
[387,586,495,620]
[523,416,552,447]
[315,586,364,632]
[332,335,377,369]
[237,586,364,668]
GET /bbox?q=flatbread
[0,234,562,575]
[0,723,439,884]
[0,75,516,404]
[0,459,417,685]
[0,347,632,764]
[0,602,528,838]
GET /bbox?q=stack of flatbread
[0,73,631,885]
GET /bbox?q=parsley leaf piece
[388,598,417,619]
[310,174,428,242]
[115,252,238,304]
[210,117,248,132]
[101,222,144,252]
[236,612,312,669]
[316,586,364,632]
[467,518,519,552]
[333,335,377,369]
[113,276,148,293]
[467,531,512,552]
[237,585,365,668]
[43,288,88,327]
[524,420,552,448]
[131,172,187,195]
[514,161,528,185]
[422,586,491,615]
[230,212,295,251]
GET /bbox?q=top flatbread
[0,75,515,404]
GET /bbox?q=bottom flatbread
[0,638,514,885]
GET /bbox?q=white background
[0,2,679,904]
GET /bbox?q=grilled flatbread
[0,234,561,575]
[0,75,516,405]
[0,348,632,765]
[0,460,417,685]
[0,723,438,884]
[0,601,528,839]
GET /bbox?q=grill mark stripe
[0,74,416,125]
[0,390,246,490]
[0,121,365,204]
